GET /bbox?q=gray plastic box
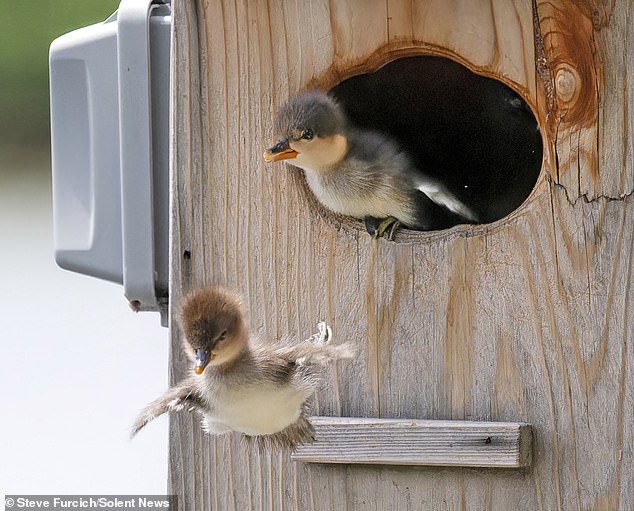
[50,0,171,324]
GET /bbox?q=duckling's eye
[217,330,227,341]
[301,129,314,140]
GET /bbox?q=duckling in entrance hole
[264,91,477,239]
[132,286,353,450]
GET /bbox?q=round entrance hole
[328,56,543,226]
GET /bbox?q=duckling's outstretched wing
[131,382,205,437]
[277,322,354,366]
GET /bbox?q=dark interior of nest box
[329,56,543,225]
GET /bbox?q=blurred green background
[0,1,170,494]
[0,0,119,158]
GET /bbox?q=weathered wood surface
[168,0,634,509]
[292,417,533,468]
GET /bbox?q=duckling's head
[264,91,348,174]
[179,287,247,374]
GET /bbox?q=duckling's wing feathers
[349,127,478,222]
[417,179,478,221]
[271,322,354,366]
[131,381,205,437]
[281,341,355,366]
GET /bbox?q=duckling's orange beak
[263,139,298,162]
[194,349,215,374]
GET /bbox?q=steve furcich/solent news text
[6,497,175,510]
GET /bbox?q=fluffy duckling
[132,286,353,450]
[264,91,477,238]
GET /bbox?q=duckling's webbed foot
[364,216,401,240]
[310,321,332,345]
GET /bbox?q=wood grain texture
[291,417,533,468]
[535,0,633,200]
[168,0,634,509]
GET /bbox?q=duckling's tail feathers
[131,383,204,438]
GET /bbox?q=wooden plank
[291,417,532,468]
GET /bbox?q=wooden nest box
[168,1,633,509]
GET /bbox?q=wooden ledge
[292,417,533,468]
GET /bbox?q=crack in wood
[552,181,634,207]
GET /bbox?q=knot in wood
[554,65,580,106]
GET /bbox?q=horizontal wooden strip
[291,417,532,468]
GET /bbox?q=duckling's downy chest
[303,167,415,224]
[206,381,311,436]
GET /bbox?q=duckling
[131,286,353,450]
[264,90,477,238]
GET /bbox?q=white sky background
[0,154,168,496]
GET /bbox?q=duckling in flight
[132,286,353,450]
[264,91,477,238]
